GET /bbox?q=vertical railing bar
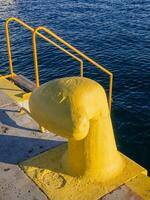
[5,21,13,78]
[34,26,112,111]
[5,17,34,78]
[32,31,40,87]
[5,17,112,110]
[5,17,83,83]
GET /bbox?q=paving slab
[0,97,65,200]
[0,162,48,200]
[101,185,142,200]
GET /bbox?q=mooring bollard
[29,77,123,180]
[20,76,147,199]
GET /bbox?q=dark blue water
[0,0,150,172]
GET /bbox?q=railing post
[109,74,113,112]
[32,30,40,88]
[34,26,113,111]
[4,17,112,111]
[32,27,84,87]
[5,17,34,79]
[5,19,14,78]
[80,60,84,77]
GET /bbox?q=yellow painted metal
[126,174,150,200]
[5,17,33,78]
[33,26,113,110]
[0,73,32,101]
[5,17,83,87]
[20,76,147,199]
[22,92,32,100]
[0,77,32,102]
[0,74,32,105]
[0,73,16,79]
[0,78,25,103]
[32,27,84,87]
[20,144,147,200]
[29,77,121,177]
[5,17,112,110]
[4,17,149,200]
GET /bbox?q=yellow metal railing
[5,17,83,79]
[5,17,33,78]
[33,26,113,110]
[32,29,83,88]
[5,17,113,111]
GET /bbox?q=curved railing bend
[33,26,113,110]
[5,17,113,111]
[5,17,83,79]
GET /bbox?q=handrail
[5,17,83,79]
[5,17,33,78]
[5,17,112,111]
[33,26,113,111]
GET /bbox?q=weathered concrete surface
[0,91,65,200]
[0,91,148,200]
[0,162,48,200]
[101,185,142,200]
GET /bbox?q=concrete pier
[0,90,150,199]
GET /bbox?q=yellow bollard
[20,77,147,200]
[29,77,123,178]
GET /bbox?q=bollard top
[29,77,108,140]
